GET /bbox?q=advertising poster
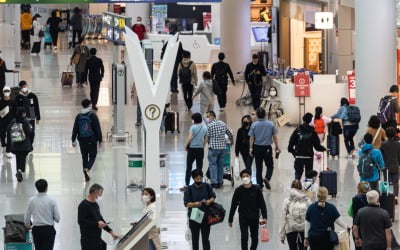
[294,72,310,97]
[347,71,356,105]
[152,5,168,33]
[203,12,211,31]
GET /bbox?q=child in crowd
[310,106,331,159]
[302,170,319,202]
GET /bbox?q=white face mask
[269,91,277,97]
[142,195,150,203]
[242,177,251,185]
[37,18,41,22]
[96,195,103,202]
[3,92,10,97]
[137,21,142,24]
[21,87,28,93]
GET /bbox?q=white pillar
[211,3,220,42]
[14,4,21,67]
[125,3,150,31]
[220,0,251,74]
[355,0,396,131]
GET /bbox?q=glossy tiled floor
[0,23,399,250]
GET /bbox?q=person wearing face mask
[184,169,216,250]
[260,86,283,125]
[244,54,267,110]
[31,13,43,55]
[0,53,18,94]
[193,71,215,117]
[136,187,162,250]
[132,16,147,42]
[235,115,254,173]
[7,108,33,182]
[0,87,17,158]
[182,113,208,191]
[78,184,119,250]
[228,169,267,250]
[15,81,40,144]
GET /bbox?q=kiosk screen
[117,213,150,247]
[252,27,269,42]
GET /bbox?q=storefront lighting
[315,12,333,30]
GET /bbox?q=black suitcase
[319,153,338,197]
[380,193,395,221]
[327,135,339,156]
[165,111,180,133]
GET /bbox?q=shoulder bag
[186,126,203,150]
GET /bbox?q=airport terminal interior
[0,0,400,249]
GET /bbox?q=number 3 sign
[347,71,356,104]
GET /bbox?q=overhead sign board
[0,0,220,3]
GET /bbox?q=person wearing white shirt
[141,188,161,250]
[24,179,60,250]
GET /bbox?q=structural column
[220,0,251,75]
[355,0,396,130]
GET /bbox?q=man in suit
[85,48,104,110]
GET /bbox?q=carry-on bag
[164,111,180,133]
[319,152,338,197]
[379,169,395,221]
[61,65,74,87]
[327,122,341,157]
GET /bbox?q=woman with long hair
[235,115,254,172]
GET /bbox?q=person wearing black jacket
[211,52,235,111]
[0,55,18,94]
[235,115,253,173]
[380,127,400,199]
[70,7,83,48]
[161,40,184,93]
[244,54,267,110]
[229,169,267,250]
[78,184,119,250]
[72,99,103,181]
[0,87,17,158]
[7,108,33,182]
[15,81,40,144]
[288,113,326,180]
[46,10,62,51]
[85,48,104,110]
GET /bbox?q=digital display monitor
[117,213,150,247]
[252,27,269,42]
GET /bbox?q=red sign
[294,72,310,97]
[347,72,356,105]
[203,12,211,31]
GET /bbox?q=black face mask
[242,121,249,127]
[195,181,202,186]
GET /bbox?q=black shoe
[211,183,220,189]
[83,170,90,182]
[92,105,98,111]
[16,171,23,182]
[263,178,271,190]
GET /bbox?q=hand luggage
[327,122,341,157]
[164,111,180,133]
[61,65,74,87]
[319,152,338,197]
[379,172,395,221]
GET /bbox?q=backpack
[377,96,396,124]
[346,105,361,123]
[296,130,313,150]
[314,118,325,134]
[286,197,308,232]
[212,79,222,95]
[78,113,94,138]
[179,62,193,84]
[357,150,375,178]
[10,121,26,143]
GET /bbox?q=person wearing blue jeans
[206,110,234,188]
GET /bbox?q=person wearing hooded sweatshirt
[15,81,40,144]
[72,99,102,182]
[228,169,267,250]
[288,113,326,180]
[7,108,33,182]
[0,87,17,158]
[193,71,214,116]
[279,180,312,250]
[177,51,198,111]
[358,133,385,191]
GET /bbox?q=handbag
[260,225,269,242]
[233,157,240,178]
[276,113,289,127]
[190,208,205,224]
[38,30,45,37]
[186,126,203,150]
[206,203,226,225]
[71,53,81,65]
[327,227,339,245]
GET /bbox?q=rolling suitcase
[165,111,180,133]
[61,65,73,87]
[327,122,341,157]
[379,170,395,221]
[319,152,338,197]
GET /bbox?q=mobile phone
[275,150,280,159]
[105,222,112,225]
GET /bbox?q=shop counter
[272,79,348,125]
[148,33,220,64]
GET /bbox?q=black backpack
[357,150,375,178]
[346,105,361,123]
[296,130,313,150]
[179,62,192,84]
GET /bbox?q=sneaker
[92,105,98,111]
[83,170,90,182]
[263,178,271,190]
[16,171,23,182]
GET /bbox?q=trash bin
[126,153,168,189]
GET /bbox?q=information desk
[272,79,348,125]
[117,213,155,250]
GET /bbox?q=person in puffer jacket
[279,180,311,250]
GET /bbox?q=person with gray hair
[353,190,392,250]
